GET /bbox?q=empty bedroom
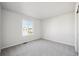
[0,2,79,56]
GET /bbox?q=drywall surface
[0,5,1,52]
[42,12,75,46]
[78,12,79,55]
[2,9,41,49]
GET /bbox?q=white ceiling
[1,2,76,19]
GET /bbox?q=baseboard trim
[1,38,75,50]
[1,38,40,50]
[41,38,74,48]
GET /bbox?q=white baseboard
[41,38,74,47]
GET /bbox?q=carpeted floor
[1,39,76,56]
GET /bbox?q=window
[22,20,33,36]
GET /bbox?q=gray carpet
[1,39,76,56]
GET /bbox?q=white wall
[0,5,1,52]
[2,8,75,49]
[76,2,79,55]
[2,9,41,49]
[42,12,75,46]
[74,2,78,53]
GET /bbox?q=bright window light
[22,20,33,36]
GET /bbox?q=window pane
[22,20,33,36]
